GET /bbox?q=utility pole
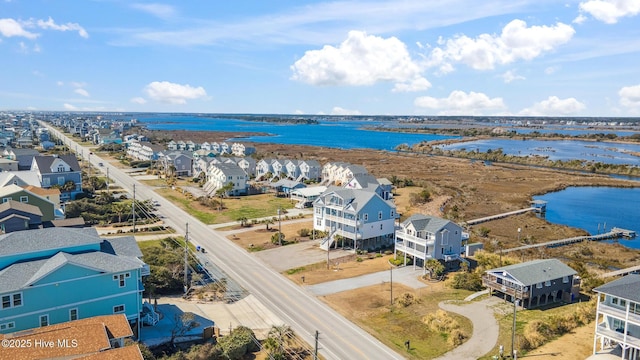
[184,223,189,294]
[277,207,282,246]
[390,265,393,306]
[132,184,136,234]
[512,297,519,358]
[314,330,319,360]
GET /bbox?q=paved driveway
[434,297,502,360]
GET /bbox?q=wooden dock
[600,264,640,279]
[465,207,537,226]
[502,227,636,253]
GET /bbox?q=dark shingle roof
[594,274,640,303]
[488,259,577,286]
[0,199,43,216]
[401,214,453,233]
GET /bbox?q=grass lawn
[155,189,296,224]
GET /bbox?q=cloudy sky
[1,0,639,116]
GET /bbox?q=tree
[264,325,294,360]
[425,259,445,280]
[111,201,129,223]
[169,312,199,347]
[271,232,285,245]
[237,216,248,227]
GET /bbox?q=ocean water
[534,187,640,249]
[139,115,457,151]
[436,138,640,166]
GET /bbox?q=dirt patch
[522,323,593,359]
[226,220,313,251]
[285,254,396,285]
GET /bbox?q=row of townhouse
[193,155,256,179]
[167,140,255,156]
[256,158,321,182]
[202,163,248,196]
[321,161,369,186]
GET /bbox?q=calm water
[437,138,640,166]
[140,115,456,151]
[534,187,640,249]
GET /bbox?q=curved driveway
[434,298,501,360]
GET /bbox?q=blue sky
[1,0,639,116]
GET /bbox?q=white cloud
[56,81,64,86]
[144,81,207,104]
[131,3,176,19]
[501,70,525,83]
[63,103,78,110]
[330,106,361,115]
[392,77,432,93]
[74,88,90,97]
[619,84,640,108]
[130,97,147,104]
[544,66,559,75]
[427,19,575,73]
[578,0,640,24]
[414,90,506,115]
[36,17,88,38]
[519,96,586,115]
[291,31,429,91]
[0,18,38,39]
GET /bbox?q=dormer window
[57,165,65,172]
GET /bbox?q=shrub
[423,310,459,332]
[356,257,363,262]
[448,329,466,347]
[451,272,484,291]
[297,228,311,237]
[396,292,419,307]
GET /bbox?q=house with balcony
[203,163,248,196]
[593,275,640,359]
[482,259,580,309]
[345,174,393,200]
[321,162,369,186]
[31,155,82,201]
[126,141,164,162]
[224,157,256,178]
[0,227,152,334]
[298,159,321,182]
[313,187,397,252]
[394,214,464,269]
[160,151,193,177]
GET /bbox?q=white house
[204,163,248,196]
[593,275,640,359]
[313,187,397,252]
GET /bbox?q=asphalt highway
[44,123,406,360]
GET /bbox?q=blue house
[0,228,150,334]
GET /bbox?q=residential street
[47,124,406,360]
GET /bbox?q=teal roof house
[0,227,150,334]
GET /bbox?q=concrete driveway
[434,297,502,360]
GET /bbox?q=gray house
[30,155,83,201]
[0,200,43,233]
[482,258,580,309]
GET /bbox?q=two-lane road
[45,123,406,360]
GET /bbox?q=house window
[40,315,49,327]
[42,178,50,187]
[20,196,28,203]
[1,197,9,203]
[390,210,395,218]
[364,214,368,221]
[621,299,627,308]
[113,273,130,287]
[378,211,382,220]
[536,283,543,289]
[57,165,65,172]
[113,305,125,313]
[57,176,65,186]
[0,322,15,330]
[380,224,383,230]
[545,280,551,287]
[562,276,569,283]
[69,308,78,321]
[612,297,619,305]
[1,293,22,309]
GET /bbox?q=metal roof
[594,274,640,303]
[487,259,577,286]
